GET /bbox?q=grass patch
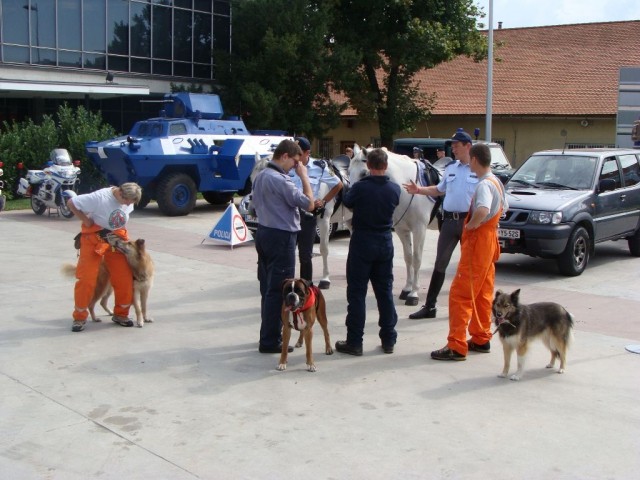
[3,198,32,211]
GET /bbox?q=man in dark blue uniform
[252,139,314,353]
[335,148,401,356]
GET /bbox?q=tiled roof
[343,21,640,117]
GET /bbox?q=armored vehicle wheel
[156,173,197,216]
[557,226,590,276]
[31,196,47,215]
[202,192,234,205]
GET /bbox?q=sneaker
[259,344,294,354]
[71,321,85,332]
[335,340,363,356]
[431,346,466,361]
[112,315,134,327]
[467,339,490,353]
[381,344,394,354]
[409,305,436,319]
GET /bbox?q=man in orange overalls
[431,144,507,361]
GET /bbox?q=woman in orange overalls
[67,183,142,332]
[431,145,506,360]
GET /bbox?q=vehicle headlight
[529,211,562,224]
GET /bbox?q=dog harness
[289,284,319,330]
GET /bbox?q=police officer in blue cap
[289,137,343,282]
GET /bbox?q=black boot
[409,270,446,319]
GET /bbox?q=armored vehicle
[86,93,290,216]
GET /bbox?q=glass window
[173,8,192,61]
[600,157,622,189]
[59,50,82,68]
[152,4,172,59]
[173,61,192,77]
[131,57,151,73]
[33,48,56,65]
[108,55,129,72]
[213,14,230,53]
[194,0,212,12]
[152,59,172,75]
[107,0,129,55]
[170,123,188,135]
[2,2,29,44]
[193,12,211,63]
[193,63,211,79]
[131,1,151,57]
[3,45,30,63]
[84,53,106,70]
[84,0,106,52]
[175,0,191,8]
[27,0,56,49]
[59,0,81,50]
[619,154,640,187]
[214,1,230,16]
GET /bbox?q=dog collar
[293,285,318,314]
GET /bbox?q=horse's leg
[408,224,428,306]
[395,227,415,302]
[317,203,332,289]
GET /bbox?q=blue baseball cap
[451,130,472,143]
[294,137,311,151]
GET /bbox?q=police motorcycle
[17,148,80,218]
[0,159,6,212]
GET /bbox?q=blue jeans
[255,226,297,348]
[345,231,398,347]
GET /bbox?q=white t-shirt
[72,187,133,230]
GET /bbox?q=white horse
[348,145,437,305]
[248,154,351,290]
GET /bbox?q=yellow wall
[320,116,616,168]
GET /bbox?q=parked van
[392,137,514,183]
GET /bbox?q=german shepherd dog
[62,237,154,327]
[278,279,333,372]
[493,289,573,381]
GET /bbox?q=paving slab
[1,202,639,479]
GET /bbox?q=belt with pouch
[442,210,468,220]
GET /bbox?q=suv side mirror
[598,178,616,193]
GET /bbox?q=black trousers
[298,214,317,282]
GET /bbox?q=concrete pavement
[1,201,639,479]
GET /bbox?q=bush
[0,104,117,199]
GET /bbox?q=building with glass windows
[0,0,231,132]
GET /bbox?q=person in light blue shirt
[288,137,342,282]
[403,130,478,320]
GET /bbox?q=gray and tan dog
[278,279,333,372]
[493,289,574,381]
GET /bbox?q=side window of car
[600,157,622,189]
[618,154,640,187]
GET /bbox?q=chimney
[498,21,503,29]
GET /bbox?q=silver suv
[499,148,640,276]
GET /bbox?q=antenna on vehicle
[561,129,568,154]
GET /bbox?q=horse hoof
[399,290,410,300]
[318,280,331,290]
[404,297,419,306]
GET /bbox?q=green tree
[216,0,344,141]
[328,0,487,147]
[220,0,487,147]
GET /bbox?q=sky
[474,0,640,29]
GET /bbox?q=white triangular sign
[205,203,253,247]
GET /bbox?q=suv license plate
[498,228,520,239]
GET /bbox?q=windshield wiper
[536,181,578,190]
[509,178,538,188]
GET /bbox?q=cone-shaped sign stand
[203,203,253,248]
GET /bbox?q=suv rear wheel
[628,228,640,256]
[557,226,590,276]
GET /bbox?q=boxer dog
[278,278,333,372]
